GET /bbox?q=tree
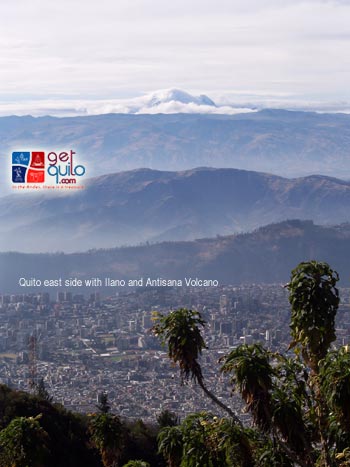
[220,344,273,432]
[154,261,350,466]
[152,308,242,425]
[320,348,350,456]
[220,260,342,466]
[158,412,254,467]
[34,378,53,403]
[156,409,180,428]
[97,392,111,414]
[89,413,124,467]
[0,415,50,467]
[287,260,339,373]
[157,425,183,467]
[287,260,340,466]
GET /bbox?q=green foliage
[209,418,254,467]
[121,419,159,467]
[221,345,313,465]
[287,260,339,372]
[150,261,350,466]
[1,260,350,467]
[0,384,100,467]
[158,413,254,467]
[122,461,150,467]
[152,308,241,423]
[158,425,183,467]
[221,344,273,432]
[89,413,124,467]
[256,438,294,467]
[319,347,350,457]
[179,412,228,467]
[320,348,350,428]
[0,415,50,467]
[152,308,207,383]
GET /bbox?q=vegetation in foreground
[152,261,350,467]
[0,261,349,466]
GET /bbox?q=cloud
[0,0,350,105]
[0,88,349,117]
[0,90,256,117]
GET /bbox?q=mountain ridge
[1,110,350,180]
[1,220,350,293]
[1,167,350,253]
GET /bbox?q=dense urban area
[0,284,349,423]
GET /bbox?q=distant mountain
[1,167,350,252]
[1,220,350,293]
[1,110,350,181]
[141,89,216,107]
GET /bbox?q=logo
[11,150,86,190]
[12,152,45,184]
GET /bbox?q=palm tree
[152,308,242,425]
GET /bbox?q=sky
[0,0,350,115]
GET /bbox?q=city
[0,284,349,423]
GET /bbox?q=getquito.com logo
[12,150,86,188]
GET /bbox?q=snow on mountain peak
[0,89,256,117]
[144,89,216,107]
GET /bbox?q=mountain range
[1,167,350,253]
[1,108,350,182]
[1,220,349,293]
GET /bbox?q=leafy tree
[0,415,50,467]
[287,261,340,466]
[320,348,350,456]
[158,413,254,467]
[0,384,101,467]
[121,419,159,467]
[89,413,124,467]
[152,308,242,425]
[154,261,350,467]
[221,344,273,432]
[287,260,339,373]
[158,426,183,467]
[180,412,227,467]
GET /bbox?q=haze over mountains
[1,91,349,280]
[1,167,350,253]
[1,105,350,180]
[1,220,349,293]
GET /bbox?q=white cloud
[0,88,349,117]
[0,90,257,117]
[0,0,350,108]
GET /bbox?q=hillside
[1,167,350,252]
[1,110,350,181]
[1,220,350,293]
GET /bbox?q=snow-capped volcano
[0,89,255,117]
[143,88,216,107]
